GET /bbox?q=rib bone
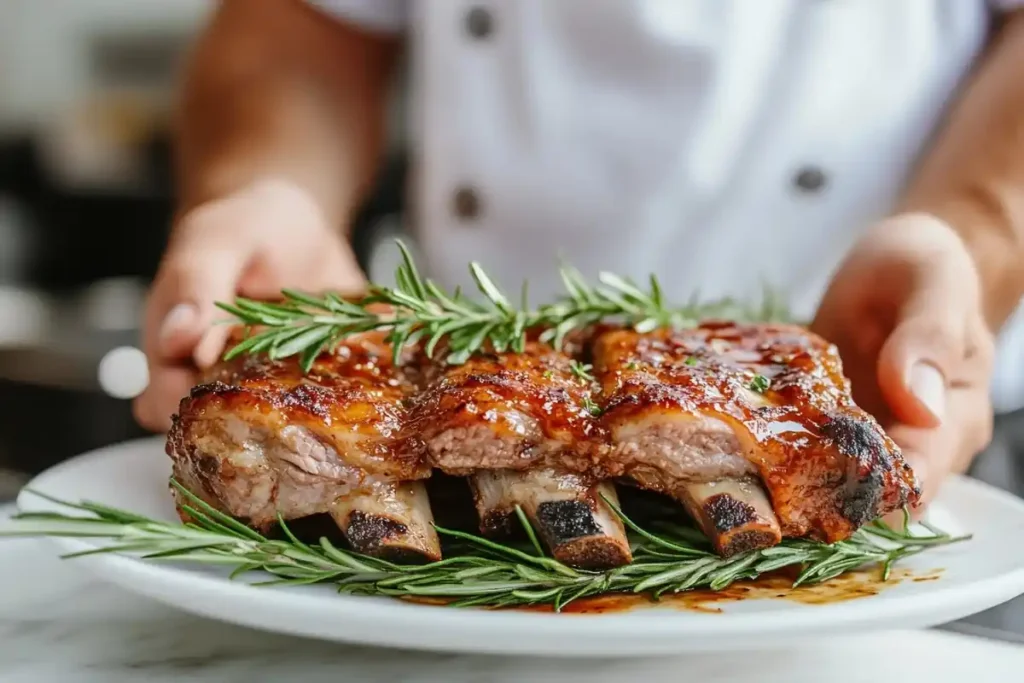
[677,477,782,556]
[470,469,632,570]
[329,481,441,563]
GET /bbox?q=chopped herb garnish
[748,374,771,393]
[684,356,698,366]
[582,395,603,416]
[569,360,595,382]
[625,360,639,370]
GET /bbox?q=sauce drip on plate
[519,568,944,614]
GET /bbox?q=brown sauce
[512,567,944,614]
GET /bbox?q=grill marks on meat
[592,323,919,546]
[167,332,440,562]
[408,342,631,568]
[168,323,919,567]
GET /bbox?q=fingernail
[160,303,199,344]
[909,361,945,422]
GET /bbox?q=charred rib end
[821,413,903,527]
[553,534,633,571]
[535,491,633,570]
[840,467,886,529]
[717,529,782,557]
[479,509,516,537]
[679,478,782,557]
[471,470,632,570]
[330,481,441,563]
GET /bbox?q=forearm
[901,12,1024,329]
[175,0,399,230]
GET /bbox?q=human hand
[811,213,995,510]
[133,178,366,431]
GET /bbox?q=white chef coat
[310,0,1024,414]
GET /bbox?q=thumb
[876,295,964,429]
[150,236,251,366]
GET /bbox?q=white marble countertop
[3,504,1024,683]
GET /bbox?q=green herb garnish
[218,241,792,371]
[748,374,771,393]
[569,360,595,383]
[2,485,967,612]
[581,395,603,416]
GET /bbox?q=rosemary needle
[2,483,968,612]
[217,240,792,369]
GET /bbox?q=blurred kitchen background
[0,0,408,493]
[0,0,1022,637]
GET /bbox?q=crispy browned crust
[405,340,603,475]
[166,332,430,528]
[189,332,427,477]
[592,322,921,542]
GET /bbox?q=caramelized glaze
[592,323,920,542]
[406,340,603,475]
[171,322,920,551]
[177,331,428,481]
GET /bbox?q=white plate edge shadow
[12,438,1024,656]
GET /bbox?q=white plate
[13,438,1024,657]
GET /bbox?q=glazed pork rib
[593,322,920,554]
[166,333,441,563]
[408,341,632,570]
[166,322,919,567]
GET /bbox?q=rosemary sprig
[217,240,792,370]
[2,485,968,612]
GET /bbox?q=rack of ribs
[165,322,920,567]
